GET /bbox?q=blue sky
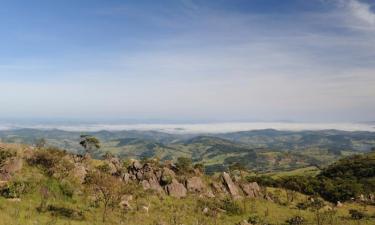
[0,0,374,122]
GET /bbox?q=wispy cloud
[347,0,375,25]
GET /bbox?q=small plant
[0,148,15,167]
[176,157,193,173]
[59,179,75,198]
[286,216,305,225]
[349,209,365,220]
[221,198,243,215]
[248,214,262,224]
[47,205,84,220]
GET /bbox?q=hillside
[0,129,374,174]
[0,143,374,225]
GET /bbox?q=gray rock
[186,176,206,193]
[222,172,241,199]
[241,182,260,198]
[132,160,143,170]
[165,179,187,198]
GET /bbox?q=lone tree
[85,170,124,222]
[79,135,100,155]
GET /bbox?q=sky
[0,0,374,123]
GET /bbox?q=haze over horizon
[1,0,375,122]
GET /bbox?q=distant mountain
[0,128,374,173]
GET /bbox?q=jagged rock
[241,182,260,198]
[221,172,241,199]
[102,157,121,175]
[122,173,130,183]
[165,179,187,198]
[148,176,164,194]
[211,181,228,197]
[142,163,154,180]
[132,160,142,170]
[136,171,144,180]
[186,176,206,193]
[142,180,151,190]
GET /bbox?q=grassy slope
[0,144,374,225]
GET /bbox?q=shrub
[220,198,243,215]
[176,157,193,173]
[0,148,16,166]
[59,180,75,198]
[1,179,34,198]
[349,209,365,220]
[248,215,262,224]
[286,216,305,225]
[28,147,66,175]
[47,205,84,220]
[96,163,111,173]
[160,174,173,185]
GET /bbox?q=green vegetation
[248,151,375,202]
[1,129,374,174]
[0,141,374,225]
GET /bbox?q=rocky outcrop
[186,176,205,193]
[165,179,187,198]
[241,182,260,198]
[222,172,241,199]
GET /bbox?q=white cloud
[347,0,375,25]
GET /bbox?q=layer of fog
[0,122,374,133]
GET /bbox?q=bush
[59,180,75,198]
[0,148,16,166]
[248,215,262,224]
[1,179,34,198]
[220,198,243,215]
[47,205,84,220]
[286,216,305,225]
[349,209,365,220]
[28,147,66,175]
[176,157,193,173]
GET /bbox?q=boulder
[141,180,151,190]
[221,172,241,199]
[122,173,130,183]
[132,160,143,170]
[241,182,260,198]
[211,181,228,197]
[186,176,206,193]
[148,176,164,194]
[165,179,187,198]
